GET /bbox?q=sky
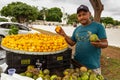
[0,0,120,21]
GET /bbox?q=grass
[101,46,120,80]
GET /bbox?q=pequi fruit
[55,26,61,33]
[77,77,81,80]
[97,74,104,80]
[75,68,80,73]
[72,72,79,77]
[70,75,77,80]
[39,70,43,74]
[62,75,70,80]
[20,72,26,76]
[44,74,50,79]
[63,70,69,76]
[27,65,35,71]
[50,75,58,80]
[43,69,50,75]
[89,34,99,42]
[33,75,38,80]
[89,73,97,80]
[80,66,87,72]
[25,72,33,78]
[81,74,89,80]
[57,76,62,80]
[38,74,44,78]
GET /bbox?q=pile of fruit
[20,65,104,80]
[1,33,68,52]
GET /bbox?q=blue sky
[0,0,120,20]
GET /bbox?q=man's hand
[55,26,66,36]
[91,40,101,48]
[55,26,76,46]
[91,39,108,48]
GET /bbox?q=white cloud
[0,0,120,20]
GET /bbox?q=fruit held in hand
[55,26,61,33]
[89,34,99,42]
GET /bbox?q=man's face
[77,11,91,25]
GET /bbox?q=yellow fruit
[50,75,57,80]
[89,34,99,42]
[27,65,34,71]
[33,75,38,80]
[43,69,50,75]
[25,72,33,77]
[55,26,61,33]
[1,33,68,52]
[80,66,87,72]
[20,73,26,76]
[63,71,69,75]
[38,74,44,78]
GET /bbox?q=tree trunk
[89,0,104,22]
[17,16,27,23]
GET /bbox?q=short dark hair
[77,5,89,14]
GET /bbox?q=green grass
[101,56,120,80]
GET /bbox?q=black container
[6,48,72,73]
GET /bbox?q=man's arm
[91,39,108,48]
[55,27,75,46]
[62,34,76,46]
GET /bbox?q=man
[55,4,108,74]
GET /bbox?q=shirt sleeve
[97,23,107,39]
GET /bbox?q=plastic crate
[6,52,46,73]
[6,48,72,73]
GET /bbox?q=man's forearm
[99,41,108,48]
[63,35,75,46]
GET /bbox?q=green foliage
[11,17,17,22]
[67,13,78,24]
[46,13,61,22]
[101,17,114,25]
[1,2,39,23]
[37,11,44,20]
[46,7,63,22]
[0,18,8,22]
[8,25,19,35]
[38,7,48,20]
[113,20,120,26]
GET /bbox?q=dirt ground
[101,46,120,60]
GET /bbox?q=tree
[46,7,63,22]
[67,13,78,24]
[0,18,8,22]
[113,20,120,26]
[90,0,103,22]
[101,17,114,27]
[1,2,39,23]
[38,7,48,20]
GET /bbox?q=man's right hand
[55,26,66,36]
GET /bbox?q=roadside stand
[0,33,105,80]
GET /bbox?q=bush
[0,18,8,22]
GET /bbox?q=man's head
[77,5,91,25]
[77,5,89,14]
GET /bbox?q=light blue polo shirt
[71,21,107,69]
